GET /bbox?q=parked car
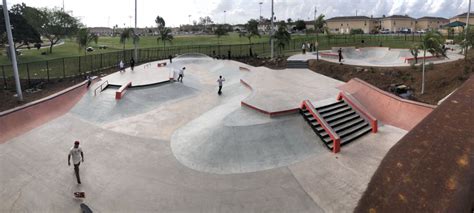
[416,30,426,34]
[400,28,412,34]
[380,29,390,34]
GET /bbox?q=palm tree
[155,15,165,32]
[420,31,445,94]
[314,14,326,60]
[76,28,98,55]
[120,28,137,59]
[273,21,291,56]
[239,19,260,57]
[157,27,174,48]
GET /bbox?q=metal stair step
[341,126,372,144]
[334,118,366,133]
[321,106,352,118]
[318,101,348,114]
[325,111,356,123]
[338,122,369,138]
[316,100,345,111]
[328,114,360,128]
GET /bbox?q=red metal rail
[301,100,341,153]
[337,91,378,133]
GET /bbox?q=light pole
[134,0,138,62]
[259,2,263,21]
[188,15,191,24]
[465,0,471,58]
[270,0,274,59]
[2,0,23,101]
[224,10,227,24]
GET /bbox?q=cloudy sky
[3,0,470,28]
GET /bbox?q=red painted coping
[240,79,300,117]
[239,67,250,71]
[320,52,339,57]
[115,82,132,100]
[404,55,440,63]
[157,62,167,67]
[0,81,89,144]
[338,78,435,131]
[301,100,341,153]
[337,91,378,133]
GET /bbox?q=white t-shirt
[119,61,124,68]
[217,78,225,86]
[69,147,83,164]
[179,69,184,75]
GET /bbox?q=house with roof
[381,15,416,32]
[416,16,449,31]
[449,12,474,24]
[326,16,375,34]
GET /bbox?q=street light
[465,0,471,58]
[134,0,138,62]
[270,0,274,59]
[188,15,192,24]
[2,0,22,101]
[224,10,227,24]
[259,2,263,21]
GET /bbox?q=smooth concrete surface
[1,57,408,212]
[288,46,464,67]
[101,60,172,87]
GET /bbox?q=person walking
[177,67,185,82]
[301,43,306,54]
[130,58,135,71]
[338,48,343,64]
[119,60,125,72]
[217,75,226,95]
[169,55,173,64]
[68,141,84,184]
[86,76,92,88]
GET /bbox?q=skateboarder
[68,141,84,184]
[177,67,185,82]
[169,55,173,63]
[86,76,92,88]
[338,48,343,63]
[217,75,225,95]
[130,58,135,71]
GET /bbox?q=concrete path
[1,57,408,212]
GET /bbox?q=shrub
[350,29,364,35]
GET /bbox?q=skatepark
[289,45,464,67]
[0,52,464,212]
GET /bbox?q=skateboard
[74,192,85,199]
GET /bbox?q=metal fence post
[46,61,50,82]
[26,63,31,88]
[62,58,66,78]
[100,54,103,69]
[78,57,81,76]
[2,65,7,89]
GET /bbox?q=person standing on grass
[217,75,226,95]
[338,48,343,64]
[177,67,185,82]
[130,58,135,71]
[68,141,84,184]
[119,60,125,72]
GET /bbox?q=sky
[3,0,470,28]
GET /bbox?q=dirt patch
[307,55,474,105]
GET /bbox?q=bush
[426,62,434,70]
[350,29,364,35]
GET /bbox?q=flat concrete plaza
[1,55,407,212]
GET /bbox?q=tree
[120,28,138,59]
[76,28,98,55]
[287,18,292,24]
[214,25,228,55]
[0,5,42,52]
[199,16,214,32]
[239,19,260,56]
[409,44,420,64]
[155,15,165,32]
[273,21,291,56]
[314,14,326,60]
[420,31,446,94]
[157,27,173,48]
[295,20,306,31]
[39,8,80,53]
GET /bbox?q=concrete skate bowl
[338,78,436,131]
[320,47,448,67]
[174,53,214,63]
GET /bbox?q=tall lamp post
[465,0,471,58]
[270,0,274,59]
[224,10,227,24]
[259,2,263,21]
[2,0,23,101]
[134,0,138,62]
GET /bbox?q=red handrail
[301,100,341,153]
[337,91,378,133]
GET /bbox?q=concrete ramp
[338,78,436,131]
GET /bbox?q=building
[416,16,449,31]
[88,27,113,36]
[326,16,374,34]
[381,15,416,32]
[449,12,474,24]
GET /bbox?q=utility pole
[259,2,263,21]
[224,10,226,24]
[465,0,471,58]
[270,0,274,59]
[188,15,191,24]
[134,0,138,62]
[2,0,23,101]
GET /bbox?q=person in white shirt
[217,75,226,95]
[302,43,306,54]
[177,67,185,82]
[68,141,84,184]
[119,60,124,72]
